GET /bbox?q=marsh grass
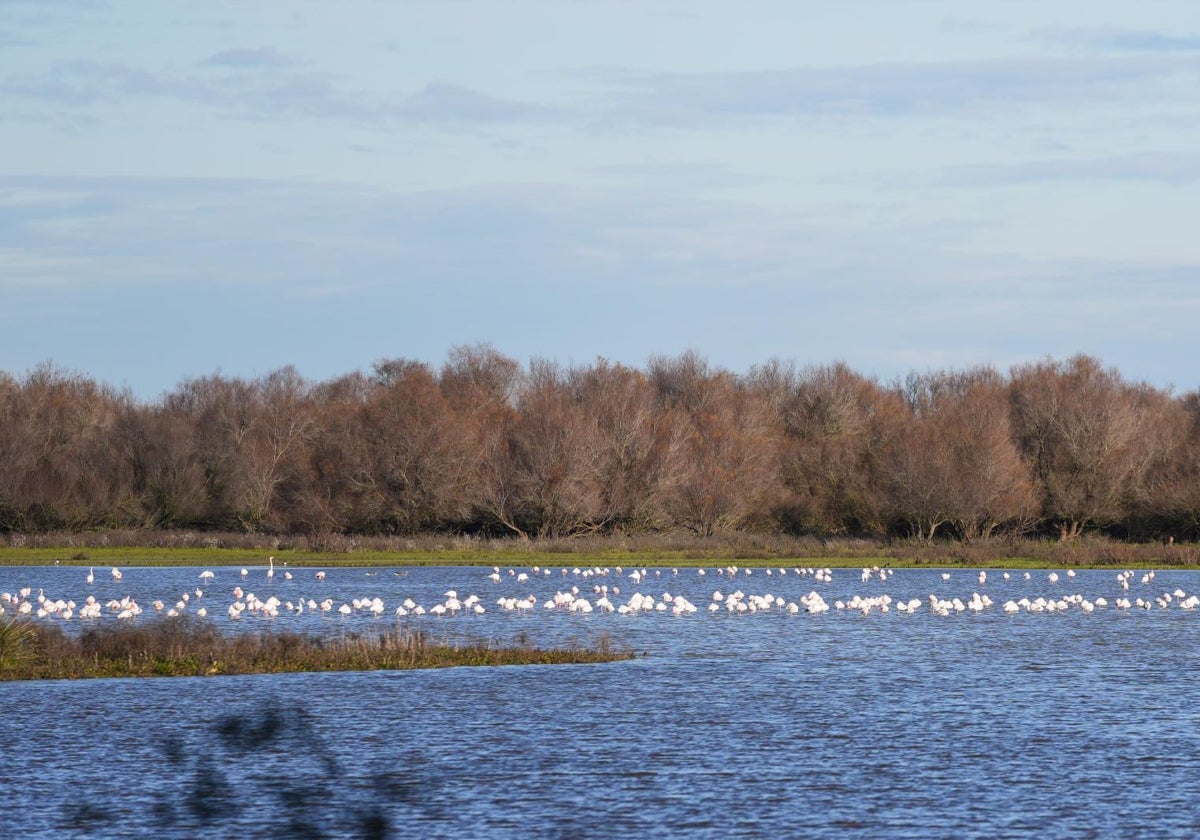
[0,617,37,669]
[0,530,1196,569]
[0,616,635,681]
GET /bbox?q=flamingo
[267,556,275,581]
[86,567,94,585]
[111,567,123,581]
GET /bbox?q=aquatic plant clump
[0,617,37,669]
[0,616,635,681]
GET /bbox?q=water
[3,564,1200,837]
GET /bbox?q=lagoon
[3,564,1200,837]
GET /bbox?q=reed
[0,616,636,681]
[0,617,37,669]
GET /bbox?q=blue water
[3,564,1200,838]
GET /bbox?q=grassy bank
[0,616,635,681]
[0,530,1197,569]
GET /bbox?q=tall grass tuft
[0,618,37,669]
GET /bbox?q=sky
[3,0,1199,400]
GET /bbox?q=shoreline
[0,538,1195,570]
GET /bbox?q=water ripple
[4,565,1200,837]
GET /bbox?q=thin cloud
[390,80,562,125]
[1102,31,1200,52]
[0,30,34,48]
[1043,26,1200,53]
[943,153,1200,186]
[4,174,1198,394]
[202,47,298,68]
[19,50,1194,133]
[3,59,560,128]
[4,172,1196,305]
[5,59,222,106]
[583,53,1200,123]
[2,58,373,121]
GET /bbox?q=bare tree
[758,362,896,536]
[650,353,774,536]
[1126,388,1197,539]
[569,360,677,533]
[2,351,1196,543]
[1009,355,1145,540]
[883,368,1036,540]
[118,402,209,528]
[0,364,136,529]
[302,372,375,534]
[439,345,528,536]
[359,360,472,534]
[165,369,315,531]
[498,359,605,537]
[439,342,520,413]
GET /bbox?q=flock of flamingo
[2,559,1199,627]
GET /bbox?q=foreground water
[3,563,1200,838]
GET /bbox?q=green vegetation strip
[0,546,698,567]
[0,545,870,568]
[2,532,1198,570]
[0,617,635,681]
[0,544,1194,570]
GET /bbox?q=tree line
[1,346,1197,542]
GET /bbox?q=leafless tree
[1009,355,1146,540]
[569,360,677,533]
[757,362,896,536]
[1,352,1196,543]
[358,360,473,534]
[650,354,775,536]
[883,368,1036,540]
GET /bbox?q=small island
[0,616,634,681]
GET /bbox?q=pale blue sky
[3,0,1199,398]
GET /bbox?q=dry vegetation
[2,348,1198,547]
[0,616,633,681]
